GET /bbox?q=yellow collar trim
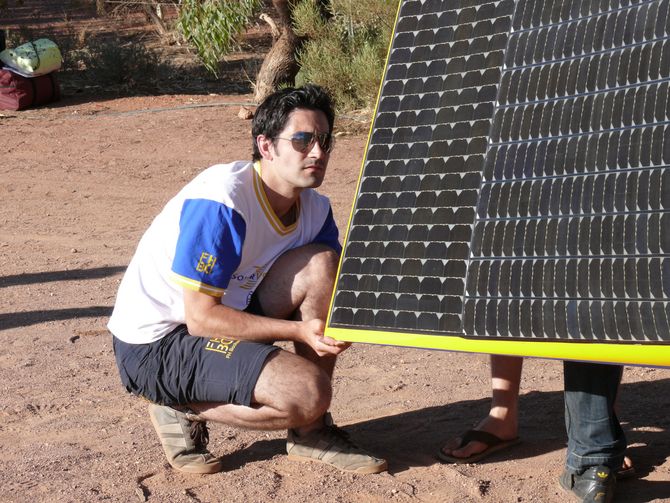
[253,161,299,236]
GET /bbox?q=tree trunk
[143,1,167,35]
[253,0,300,103]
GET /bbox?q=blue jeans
[564,361,626,473]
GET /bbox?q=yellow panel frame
[326,327,670,367]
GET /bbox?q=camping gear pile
[0,37,62,110]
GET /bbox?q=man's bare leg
[189,244,385,474]
[190,349,332,430]
[253,244,342,433]
[439,357,634,474]
[191,244,341,432]
[441,355,523,459]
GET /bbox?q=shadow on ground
[234,379,670,502]
[0,265,126,287]
[0,265,125,330]
[0,306,113,330]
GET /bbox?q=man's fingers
[314,338,348,356]
[321,336,349,347]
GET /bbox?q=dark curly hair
[251,84,335,161]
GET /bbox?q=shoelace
[321,424,360,450]
[190,420,210,450]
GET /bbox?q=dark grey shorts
[112,296,279,407]
[113,328,278,407]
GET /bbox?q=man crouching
[108,85,386,475]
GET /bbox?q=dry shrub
[293,0,398,112]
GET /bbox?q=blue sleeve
[312,207,341,254]
[170,199,246,297]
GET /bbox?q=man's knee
[255,244,339,318]
[297,244,339,285]
[256,351,332,424]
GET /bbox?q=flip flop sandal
[616,455,636,480]
[438,429,521,464]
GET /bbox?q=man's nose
[307,138,327,157]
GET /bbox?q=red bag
[0,69,60,110]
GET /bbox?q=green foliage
[294,0,398,111]
[291,0,328,39]
[177,0,263,77]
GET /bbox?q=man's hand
[183,288,351,355]
[299,318,351,357]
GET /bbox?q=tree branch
[260,13,280,40]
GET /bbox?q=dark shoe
[559,465,616,502]
[148,403,223,474]
[287,413,387,474]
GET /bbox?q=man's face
[268,108,331,190]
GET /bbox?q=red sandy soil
[1,2,669,502]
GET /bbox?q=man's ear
[256,134,275,161]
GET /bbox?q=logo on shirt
[196,252,217,274]
[239,266,267,290]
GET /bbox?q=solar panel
[325,0,670,367]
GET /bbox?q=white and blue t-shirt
[108,161,340,344]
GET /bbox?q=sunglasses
[275,131,334,154]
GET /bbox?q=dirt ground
[1,3,670,503]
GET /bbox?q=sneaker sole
[166,459,224,475]
[287,453,388,474]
